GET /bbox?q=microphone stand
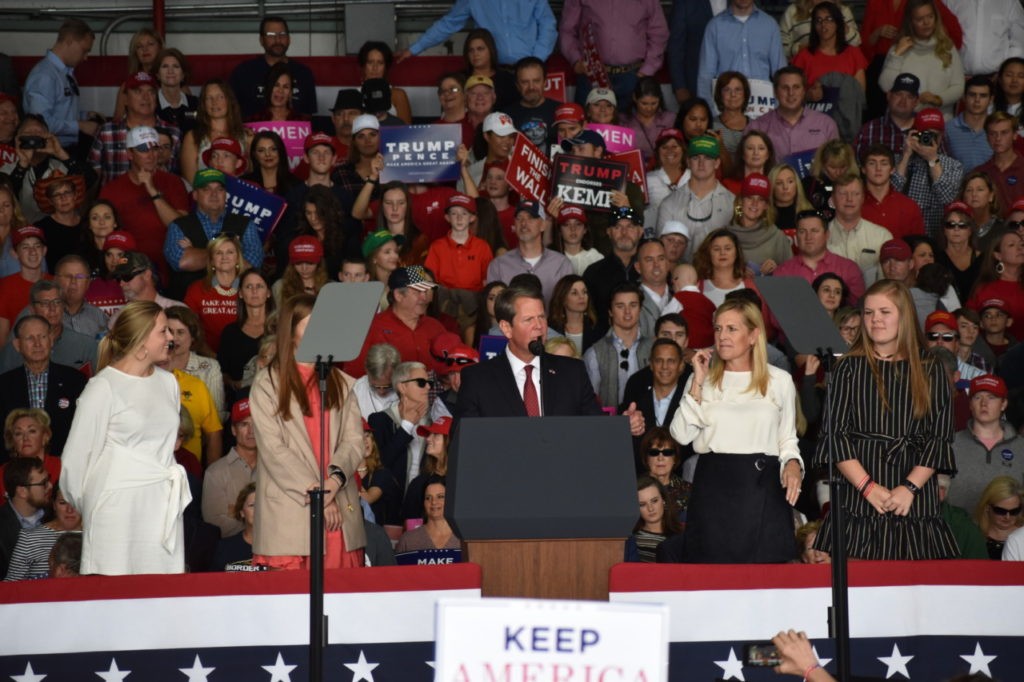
[817,347,850,682]
[309,353,332,682]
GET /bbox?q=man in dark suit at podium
[456,285,645,435]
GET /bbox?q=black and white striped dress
[814,354,959,560]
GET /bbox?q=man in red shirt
[345,265,447,377]
[860,143,925,239]
[98,126,188,282]
[0,226,52,345]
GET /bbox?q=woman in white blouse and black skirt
[669,298,803,563]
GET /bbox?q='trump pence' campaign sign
[435,598,669,682]
[381,124,462,184]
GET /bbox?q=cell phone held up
[18,135,46,150]
[743,642,782,667]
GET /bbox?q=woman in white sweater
[669,299,803,563]
[879,0,964,119]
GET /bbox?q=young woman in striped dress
[814,279,958,559]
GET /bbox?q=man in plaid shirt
[891,108,964,237]
[854,73,947,162]
[88,72,179,184]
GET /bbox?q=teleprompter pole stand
[817,347,850,682]
[308,353,333,682]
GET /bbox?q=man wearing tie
[456,285,645,436]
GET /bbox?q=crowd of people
[0,0,1023,582]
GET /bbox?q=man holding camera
[891,108,963,237]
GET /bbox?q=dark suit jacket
[619,365,693,473]
[456,351,603,419]
[0,362,87,457]
[0,502,21,580]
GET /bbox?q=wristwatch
[927,159,939,169]
[903,479,921,495]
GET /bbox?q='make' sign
[506,134,552,205]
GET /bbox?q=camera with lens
[917,130,937,146]
[18,135,46,150]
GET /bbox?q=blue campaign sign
[224,175,287,243]
[478,335,508,361]
[380,124,462,184]
[784,148,818,180]
[395,548,462,566]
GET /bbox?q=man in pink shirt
[774,209,865,306]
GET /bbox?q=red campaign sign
[0,144,15,167]
[608,149,648,203]
[506,133,552,205]
[551,154,627,212]
[543,71,566,103]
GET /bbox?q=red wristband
[862,481,875,499]
[804,663,822,680]
[855,474,870,492]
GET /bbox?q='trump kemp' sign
[381,124,462,184]
[551,154,628,211]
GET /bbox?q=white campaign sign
[435,598,669,682]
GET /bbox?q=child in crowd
[979,298,1016,363]
[424,193,493,333]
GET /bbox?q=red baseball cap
[230,398,251,422]
[914,108,945,133]
[289,235,324,265]
[103,231,137,252]
[12,226,45,247]
[554,103,585,124]
[446,192,477,214]
[557,205,587,224]
[655,128,685,146]
[879,238,912,262]
[969,374,1007,399]
[416,416,453,437]
[1010,197,1024,215]
[741,173,770,199]
[304,132,336,154]
[925,310,958,331]
[979,298,1009,315]
[201,137,247,172]
[124,71,157,90]
[944,201,972,217]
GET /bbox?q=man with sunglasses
[105,252,185,330]
[925,311,985,384]
[0,458,52,580]
[950,375,1023,515]
[367,361,437,491]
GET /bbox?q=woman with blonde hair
[0,184,28,277]
[974,476,1024,560]
[183,233,248,352]
[769,163,813,235]
[878,0,964,118]
[249,294,366,569]
[668,299,803,562]
[60,301,190,575]
[804,140,859,221]
[111,28,164,119]
[812,279,957,560]
[0,409,61,499]
[725,173,791,275]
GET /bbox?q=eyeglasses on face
[400,377,434,389]
[926,332,957,342]
[943,221,970,230]
[646,448,675,458]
